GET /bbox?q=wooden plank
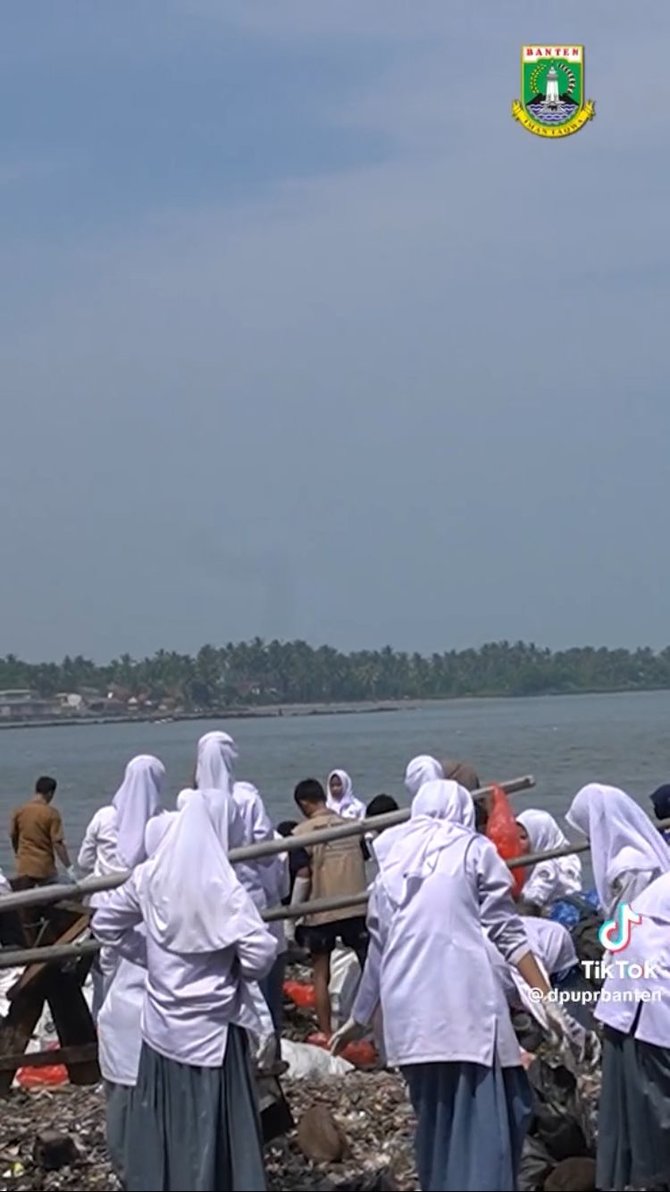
[0,983,45,1097]
[0,1042,98,1072]
[7,916,91,1000]
[44,969,100,1086]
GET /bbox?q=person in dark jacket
[649,785,670,844]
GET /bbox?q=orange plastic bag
[283,979,316,1009]
[340,1039,377,1068]
[16,1041,68,1089]
[485,784,526,898]
[306,1032,377,1068]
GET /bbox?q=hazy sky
[2,2,669,661]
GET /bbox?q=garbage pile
[0,1073,418,1192]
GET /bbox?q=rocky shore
[0,1074,418,1192]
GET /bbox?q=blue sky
[2,1,669,660]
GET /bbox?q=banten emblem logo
[512,46,595,138]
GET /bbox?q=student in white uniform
[98,812,177,1187]
[326,769,366,819]
[404,754,444,799]
[79,755,166,878]
[93,790,277,1192]
[81,755,165,1019]
[566,783,670,918]
[516,808,582,911]
[333,779,551,1192]
[595,871,670,1190]
[194,732,288,1037]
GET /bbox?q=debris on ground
[0,1072,418,1191]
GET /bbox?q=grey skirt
[105,1081,132,1188]
[402,1059,532,1192]
[597,1026,670,1191]
[126,1027,266,1191]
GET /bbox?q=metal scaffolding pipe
[0,774,535,913]
[0,939,100,971]
[3,814,670,970]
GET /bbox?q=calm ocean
[1,689,668,870]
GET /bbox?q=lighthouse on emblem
[544,66,560,108]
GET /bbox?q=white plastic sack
[328,946,361,1029]
[0,969,21,1019]
[282,1038,353,1079]
[246,981,278,1072]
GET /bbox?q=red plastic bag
[17,1043,67,1089]
[306,1032,377,1068]
[16,1064,68,1089]
[283,979,316,1009]
[16,1044,67,1091]
[485,785,526,898]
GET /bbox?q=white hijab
[144,811,177,856]
[633,870,670,927]
[404,755,444,799]
[567,783,670,911]
[517,808,582,880]
[326,769,366,819]
[375,779,475,907]
[112,754,165,868]
[140,790,262,954]
[195,731,237,796]
[232,781,271,837]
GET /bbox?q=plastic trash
[16,1043,67,1088]
[306,1032,377,1068]
[281,1038,354,1079]
[329,946,361,1028]
[486,784,527,897]
[283,979,316,1009]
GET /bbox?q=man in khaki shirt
[10,776,72,886]
[292,779,369,1037]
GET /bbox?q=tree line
[2,639,670,709]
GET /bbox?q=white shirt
[93,870,277,1067]
[78,806,122,877]
[232,783,288,954]
[98,954,146,1086]
[326,793,366,821]
[522,917,578,975]
[353,832,527,1068]
[595,914,670,1048]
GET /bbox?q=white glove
[542,995,600,1067]
[66,866,78,884]
[285,875,310,943]
[330,1017,365,1055]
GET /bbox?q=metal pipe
[4,813,670,969]
[0,940,100,970]
[0,775,535,914]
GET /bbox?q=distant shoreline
[0,701,407,731]
[1,684,670,731]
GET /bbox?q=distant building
[56,692,84,712]
[0,690,61,720]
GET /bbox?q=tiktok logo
[598,903,642,953]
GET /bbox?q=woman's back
[375,831,524,1068]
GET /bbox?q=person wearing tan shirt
[10,776,72,885]
[291,779,369,1037]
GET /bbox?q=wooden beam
[7,916,91,1000]
[0,1042,98,1072]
